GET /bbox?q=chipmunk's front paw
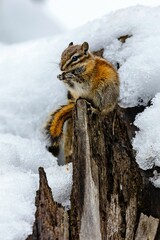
[57,72,76,81]
[65,72,76,80]
[57,72,66,81]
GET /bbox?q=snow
[0,0,65,43]
[0,38,72,239]
[1,4,160,239]
[133,93,160,170]
[0,169,37,240]
[151,170,160,188]
[63,5,160,107]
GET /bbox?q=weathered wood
[135,213,159,240]
[64,118,74,164]
[27,100,160,240]
[26,167,69,240]
[70,99,143,240]
[70,100,102,240]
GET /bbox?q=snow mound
[70,6,160,107]
[133,93,160,170]
[0,38,72,239]
[0,169,37,240]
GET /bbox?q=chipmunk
[45,42,119,152]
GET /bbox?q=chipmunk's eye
[72,55,78,62]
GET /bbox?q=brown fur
[45,102,74,147]
[45,42,119,151]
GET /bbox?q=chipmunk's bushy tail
[45,102,75,154]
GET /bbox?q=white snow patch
[46,164,73,207]
[150,171,160,188]
[0,37,72,239]
[133,93,160,186]
[0,169,37,240]
[62,5,160,107]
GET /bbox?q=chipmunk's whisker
[51,61,59,65]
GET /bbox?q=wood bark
[70,100,142,240]
[27,100,160,240]
[26,167,69,240]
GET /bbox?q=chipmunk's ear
[82,42,89,54]
[68,42,73,47]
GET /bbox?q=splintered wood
[135,213,159,240]
[27,99,160,240]
[26,167,69,240]
[70,100,142,240]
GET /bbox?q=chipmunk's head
[60,42,90,72]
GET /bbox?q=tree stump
[27,99,160,240]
